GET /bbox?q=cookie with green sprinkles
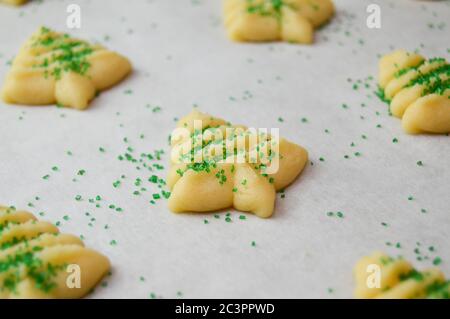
[0,205,110,299]
[377,50,450,134]
[354,251,449,299]
[224,0,335,44]
[1,26,132,110]
[167,109,308,218]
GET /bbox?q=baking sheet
[0,0,449,298]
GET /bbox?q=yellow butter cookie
[377,50,450,134]
[354,252,450,299]
[1,26,132,110]
[0,205,110,299]
[167,110,308,218]
[224,0,334,44]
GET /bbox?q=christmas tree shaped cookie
[377,50,450,134]
[354,252,450,299]
[224,0,335,44]
[0,206,110,299]
[1,26,132,110]
[167,110,308,218]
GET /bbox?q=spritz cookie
[1,26,132,110]
[167,109,308,218]
[0,205,110,299]
[224,0,334,44]
[377,50,449,134]
[354,252,449,299]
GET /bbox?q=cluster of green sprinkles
[31,27,95,80]
[384,241,444,267]
[203,213,248,224]
[375,254,449,298]
[413,242,443,265]
[74,193,124,213]
[426,281,450,299]
[326,211,344,219]
[398,269,450,298]
[376,57,449,107]
[174,123,279,187]
[145,104,162,113]
[117,137,169,205]
[246,0,295,23]
[0,246,65,295]
[407,62,450,96]
[0,211,65,295]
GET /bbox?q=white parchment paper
[0,0,449,298]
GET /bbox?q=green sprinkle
[162,191,171,199]
[432,257,442,266]
[149,175,158,183]
[152,193,161,200]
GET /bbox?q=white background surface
[0,0,449,298]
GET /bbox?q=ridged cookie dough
[354,252,450,299]
[167,110,308,218]
[224,0,334,44]
[1,26,132,110]
[378,50,450,134]
[0,206,110,299]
